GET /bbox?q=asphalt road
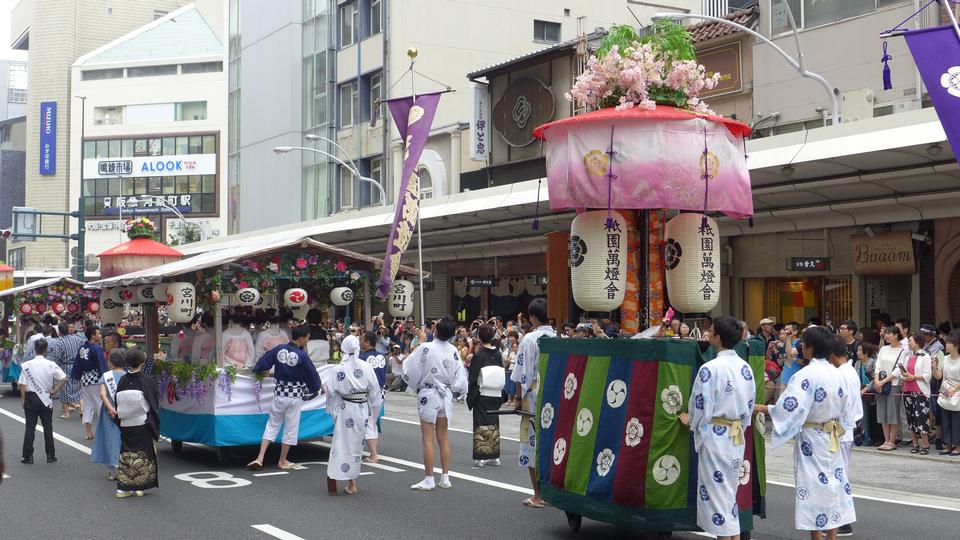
[0,390,958,540]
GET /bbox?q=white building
[69,2,228,263]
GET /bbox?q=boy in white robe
[756,326,857,540]
[402,316,468,491]
[679,317,755,540]
[325,335,381,495]
[829,335,863,537]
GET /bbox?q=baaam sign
[698,42,743,98]
[850,232,915,275]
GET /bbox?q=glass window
[96,140,108,158]
[420,166,433,200]
[121,139,133,157]
[202,135,216,154]
[370,0,382,35]
[83,141,96,159]
[176,137,189,155]
[339,166,353,208]
[108,176,120,195]
[369,71,382,119]
[176,176,190,193]
[134,139,149,156]
[175,101,207,121]
[339,1,358,47]
[202,175,215,193]
[135,178,148,194]
[339,81,358,127]
[94,178,108,196]
[148,177,162,194]
[163,177,176,194]
[533,20,561,43]
[7,63,26,89]
[162,137,175,156]
[200,194,215,213]
[83,179,95,196]
[148,138,162,156]
[83,199,95,218]
[122,177,134,195]
[188,136,203,154]
[803,0,872,28]
[369,156,382,205]
[228,89,241,153]
[95,198,105,215]
[108,139,121,157]
[82,68,123,81]
[189,175,202,193]
[181,61,223,74]
[127,65,177,78]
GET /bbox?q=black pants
[23,392,55,460]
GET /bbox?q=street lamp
[651,8,840,126]
[273,146,389,206]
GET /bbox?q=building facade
[69,3,228,263]
[0,60,28,121]
[8,0,191,272]
[0,116,26,262]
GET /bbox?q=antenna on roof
[625,4,644,28]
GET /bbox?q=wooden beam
[546,231,570,332]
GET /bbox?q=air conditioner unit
[874,99,920,118]
[841,89,875,123]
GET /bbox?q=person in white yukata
[679,316,755,540]
[828,335,863,538]
[246,326,321,471]
[510,298,555,508]
[755,326,858,540]
[325,335,382,495]
[402,316,468,491]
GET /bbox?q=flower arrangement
[10,282,99,317]
[153,359,238,403]
[126,217,157,239]
[566,21,720,114]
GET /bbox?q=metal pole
[943,0,960,43]
[77,96,86,280]
[412,55,426,327]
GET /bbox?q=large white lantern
[103,288,122,303]
[388,280,414,318]
[291,303,309,321]
[166,282,196,323]
[330,287,354,306]
[569,210,627,312]
[134,284,160,304]
[236,287,261,307]
[284,288,308,308]
[100,293,123,325]
[117,286,137,304]
[664,213,720,314]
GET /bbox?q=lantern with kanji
[388,280,414,318]
[330,287,353,306]
[664,213,720,314]
[166,282,196,323]
[569,211,627,312]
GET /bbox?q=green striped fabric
[565,355,610,494]
[644,359,691,509]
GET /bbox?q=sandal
[246,460,263,471]
[878,443,893,451]
[920,447,929,455]
[910,445,920,454]
[522,497,545,508]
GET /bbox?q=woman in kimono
[402,316,468,491]
[91,348,126,480]
[114,348,160,498]
[325,335,381,495]
[755,326,857,540]
[466,324,504,467]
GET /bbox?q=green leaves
[639,20,696,65]
[597,24,642,59]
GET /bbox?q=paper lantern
[152,283,168,303]
[52,302,66,314]
[100,295,122,325]
[664,213,720,314]
[134,284,161,304]
[284,288,308,308]
[117,286,137,304]
[166,282,196,323]
[103,288,121,303]
[35,303,47,314]
[291,303,309,320]
[67,302,80,314]
[236,287,260,306]
[19,303,33,315]
[86,301,100,314]
[330,287,354,306]
[569,210,627,312]
[388,280,414,318]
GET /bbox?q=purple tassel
[532,179,541,231]
[881,41,893,90]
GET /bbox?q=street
[1,390,958,540]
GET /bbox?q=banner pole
[409,49,426,327]
[943,1,960,43]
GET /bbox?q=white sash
[22,364,53,408]
[104,371,119,404]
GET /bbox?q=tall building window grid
[303,0,334,220]
[7,63,26,103]
[228,0,241,233]
[338,80,359,128]
[339,1,359,47]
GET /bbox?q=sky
[0,0,28,62]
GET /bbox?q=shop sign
[698,42,743,98]
[470,84,490,161]
[98,160,133,175]
[101,195,193,216]
[492,77,554,148]
[850,232,916,275]
[467,277,496,287]
[83,153,217,178]
[866,278,888,309]
[39,101,57,175]
[787,257,830,272]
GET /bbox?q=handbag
[878,349,907,396]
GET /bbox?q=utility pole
[75,95,87,280]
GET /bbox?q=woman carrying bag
[875,326,908,451]
[937,332,960,456]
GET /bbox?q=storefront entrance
[744,276,853,328]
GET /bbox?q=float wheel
[565,512,582,533]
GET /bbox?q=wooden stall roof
[0,277,87,299]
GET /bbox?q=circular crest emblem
[664,239,682,270]
[568,236,587,268]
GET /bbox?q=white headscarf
[340,335,360,362]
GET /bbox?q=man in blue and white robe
[682,317,755,539]
[759,326,857,539]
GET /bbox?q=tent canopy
[0,277,86,299]
[86,236,424,289]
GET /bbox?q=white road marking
[311,441,533,495]
[383,415,520,442]
[767,478,960,513]
[251,524,306,540]
[363,460,405,472]
[2,473,10,479]
[360,472,375,476]
[0,407,92,455]
[253,472,289,477]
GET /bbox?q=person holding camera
[875,326,908,451]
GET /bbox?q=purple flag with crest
[904,25,960,162]
[376,92,442,300]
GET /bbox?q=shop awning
[0,277,86,299]
[86,236,424,288]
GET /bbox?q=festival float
[87,234,421,462]
[531,22,764,534]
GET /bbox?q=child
[91,348,126,480]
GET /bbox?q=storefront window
[753,276,853,328]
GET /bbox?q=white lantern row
[100,292,123,325]
[569,210,627,312]
[388,280,414,318]
[664,213,720,314]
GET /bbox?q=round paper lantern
[134,284,160,304]
[664,213,720,314]
[569,210,628,312]
[166,282,196,324]
[388,280,414,318]
[52,302,66,314]
[330,287,354,306]
[100,294,122,325]
[103,288,122,303]
[35,303,47,314]
[284,288,308,308]
[291,303,309,321]
[67,302,80,314]
[19,303,33,316]
[86,301,100,314]
[236,287,261,306]
[117,286,137,304]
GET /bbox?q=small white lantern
[388,280,414,318]
[236,287,261,307]
[284,288,308,308]
[103,288,122,303]
[664,213,720,314]
[291,303,309,320]
[100,293,123,325]
[117,286,137,304]
[134,284,160,304]
[166,282,196,323]
[569,210,627,312]
[330,287,354,306]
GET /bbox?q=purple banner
[376,92,442,300]
[904,25,960,163]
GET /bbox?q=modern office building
[69,2,228,263]
[0,116,26,261]
[0,60,27,121]
[7,0,191,272]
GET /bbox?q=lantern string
[605,125,617,230]
[701,125,712,230]
[532,178,542,231]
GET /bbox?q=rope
[882,0,938,35]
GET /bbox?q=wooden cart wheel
[170,440,183,454]
[565,512,582,533]
[217,446,230,465]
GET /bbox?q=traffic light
[0,229,10,239]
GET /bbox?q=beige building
[8,0,190,273]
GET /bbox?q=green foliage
[597,24,642,58]
[224,364,238,384]
[639,20,696,65]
